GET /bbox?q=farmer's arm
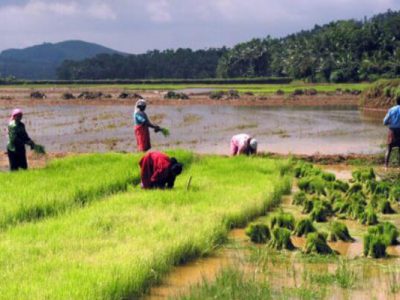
[384,109,392,126]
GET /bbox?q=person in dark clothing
[383,97,400,169]
[139,151,183,189]
[7,109,35,171]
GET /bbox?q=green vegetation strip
[0,154,289,299]
[0,153,141,229]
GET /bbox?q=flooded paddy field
[146,166,400,300]
[0,104,386,155]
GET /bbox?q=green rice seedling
[374,181,391,198]
[365,179,378,195]
[160,127,170,137]
[302,198,314,214]
[293,218,316,237]
[326,190,343,203]
[332,179,349,193]
[304,232,334,255]
[390,185,400,202]
[360,206,379,225]
[349,201,366,220]
[298,176,326,195]
[352,168,375,183]
[0,154,290,299]
[292,191,307,205]
[346,183,364,196]
[33,144,46,155]
[310,200,332,222]
[321,172,336,182]
[328,221,354,242]
[293,162,320,178]
[333,200,350,214]
[368,222,399,245]
[270,211,295,230]
[335,259,357,288]
[379,199,396,214]
[363,233,387,258]
[245,223,271,243]
[268,227,295,250]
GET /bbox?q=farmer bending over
[230,133,257,156]
[7,109,35,171]
[384,97,400,168]
[134,99,161,152]
[139,151,183,189]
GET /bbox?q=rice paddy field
[0,151,291,299]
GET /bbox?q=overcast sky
[0,0,400,53]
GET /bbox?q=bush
[328,221,354,242]
[293,218,316,237]
[270,212,295,230]
[276,89,285,95]
[30,91,46,99]
[245,223,271,244]
[62,92,75,100]
[304,232,334,255]
[226,89,240,99]
[268,227,295,250]
[292,89,304,96]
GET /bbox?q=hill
[0,40,122,79]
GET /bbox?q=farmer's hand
[154,126,161,133]
[29,140,35,150]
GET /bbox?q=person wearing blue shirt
[383,97,400,168]
[133,99,160,151]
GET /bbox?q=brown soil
[0,87,359,107]
[0,152,69,171]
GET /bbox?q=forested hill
[0,40,121,80]
[57,10,400,82]
[217,10,400,82]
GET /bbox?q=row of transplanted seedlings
[245,162,400,258]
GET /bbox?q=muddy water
[144,166,400,300]
[0,105,386,154]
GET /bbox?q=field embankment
[0,153,290,299]
[361,79,400,111]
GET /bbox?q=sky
[0,0,400,53]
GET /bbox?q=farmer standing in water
[134,99,161,152]
[384,97,400,168]
[139,151,183,189]
[7,109,36,171]
[230,133,258,156]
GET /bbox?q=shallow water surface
[0,105,386,154]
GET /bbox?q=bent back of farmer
[139,151,183,189]
[7,109,35,171]
[133,99,160,152]
[383,97,400,168]
[230,133,257,156]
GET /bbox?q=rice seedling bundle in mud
[33,144,46,155]
[293,218,316,237]
[270,211,295,230]
[328,222,354,242]
[245,223,271,243]
[304,232,335,255]
[268,227,295,250]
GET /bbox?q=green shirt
[7,120,32,152]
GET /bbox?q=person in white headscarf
[230,133,257,156]
[133,99,160,152]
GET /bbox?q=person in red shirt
[139,151,183,189]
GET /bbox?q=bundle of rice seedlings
[360,206,378,225]
[268,227,295,250]
[298,176,327,195]
[310,201,332,222]
[390,185,400,202]
[332,180,349,193]
[352,168,375,183]
[328,221,354,242]
[349,201,366,220]
[33,144,46,155]
[160,128,170,137]
[245,223,271,244]
[304,232,334,255]
[346,183,364,196]
[293,218,316,237]
[321,172,336,182]
[363,233,387,258]
[302,198,314,214]
[270,212,295,230]
[374,181,391,198]
[293,162,319,178]
[292,191,307,205]
[368,222,399,245]
[379,200,396,214]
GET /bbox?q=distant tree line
[57,10,400,82]
[57,48,227,80]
